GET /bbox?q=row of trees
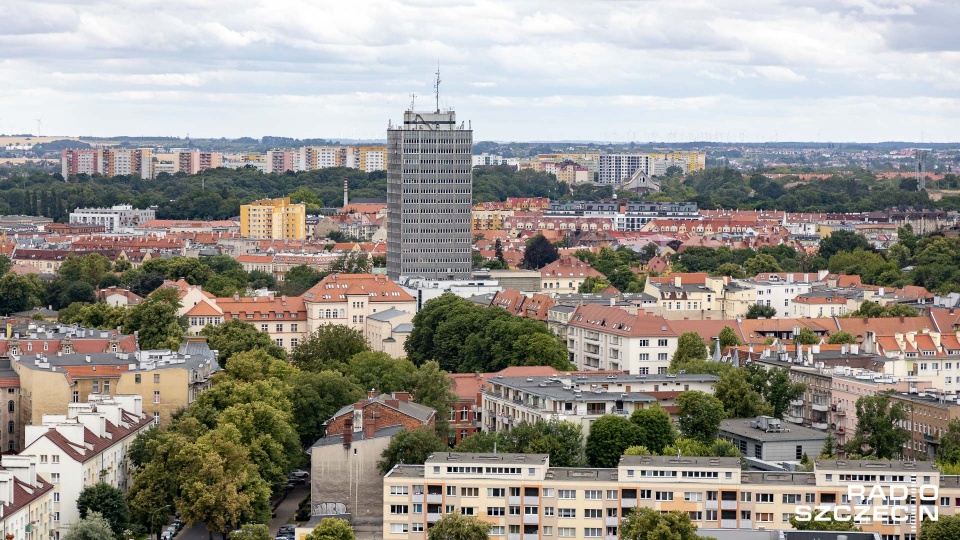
[405,294,573,373]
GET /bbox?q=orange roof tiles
[302,274,414,303]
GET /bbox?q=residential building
[365,309,414,358]
[267,150,297,174]
[313,392,436,539]
[177,151,223,174]
[383,453,942,540]
[566,305,679,374]
[740,273,819,318]
[540,257,604,295]
[103,148,153,178]
[69,205,156,233]
[21,395,151,536]
[643,274,730,320]
[0,455,54,540]
[60,149,103,178]
[301,273,417,337]
[240,197,307,240]
[719,417,828,462]
[484,373,717,433]
[598,154,653,185]
[888,392,960,460]
[386,108,473,280]
[185,295,308,351]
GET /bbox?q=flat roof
[489,377,657,404]
[814,459,940,472]
[720,418,829,443]
[619,455,742,468]
[425,452,549,466]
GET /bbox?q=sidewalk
[269,484,310,536]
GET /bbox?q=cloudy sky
[1,0,958,142]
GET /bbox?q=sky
[1,0,959,143]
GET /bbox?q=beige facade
[240,197,307,241]
[302,274,417,337]
[384,453,944,540]
[365,309,414,358]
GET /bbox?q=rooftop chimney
[364,411,377,439]
[393,392,411,403]
[342,418,353,447]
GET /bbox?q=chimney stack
[364,412,377,438]
[344,179,349,208]
[342,418,353,447]
[393,392,411,403]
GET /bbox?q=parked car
[290,469,309,478]
[172,519,185,531]
[287,476,305,485]
[279,525,296,535]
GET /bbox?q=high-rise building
[387,109,473,280]
[598,152,706,184]
[177,151,224,175]
[239,197,306,240]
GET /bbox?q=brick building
[324,391,435,436]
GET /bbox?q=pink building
[829,369,931,452]
[267,150,297,174]
[61,149,104,178]
[177,151,224,175]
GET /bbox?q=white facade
[738,274,816,317]
[0,455,54,540]
[69,205,156,233]
[598,154,652,184]
[566,305,679,375]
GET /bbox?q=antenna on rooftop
[410,93,417,111]
[434,63,441,113]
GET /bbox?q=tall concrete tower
[386,103,473,280]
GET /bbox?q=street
[176,484,311,540]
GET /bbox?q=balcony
[509,496,520,505]
[427,513,442,522]
[790,399,804,406]
[811,422,829,430]
[924,434,941,444]
[721,501,737,510]
[523,535,539,540]
[508,535,520,540]
[720,519,737,529]
[706,501,718,510]
[606,517,619,527]
[523,515,539,525]
[622,498,637,508]
[523,496,539,506]
[427,494,442,503]
[812,403,830,412]
[412,494,424,503]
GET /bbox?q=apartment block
[240,197,307,240]
[60,149,103,178]
[267,150,297,174]
[177,151,224,174]
[302,273,416,339]
[540,257,605,295]
[184,295,308,351]
[69,204,156,233]
[566,305,678,374]
[383,453,944,540]
[598,152,705,184]
[104,148,153,178]
[0,455,54,540]
[483,373,717,433]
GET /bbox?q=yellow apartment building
[240,197,307,240]
[383,453,946,540]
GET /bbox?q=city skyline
[2,0,960,143]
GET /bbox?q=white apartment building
[0,455,54,540]
[69,205,156,233]
[301,273,418,336]
[384,453,945,540]
[566,305,678,374]
[20,395,151,537]
[739,273,818,316]
[483,373,718,432]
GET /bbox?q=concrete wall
[310,436,393,540]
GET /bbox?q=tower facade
[387,110,473,280]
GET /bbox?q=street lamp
[150,505,172,540]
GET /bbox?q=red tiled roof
[215,296,307,321]
[302,274,414,303]
[569,305,676,338]
[37,410,152,463]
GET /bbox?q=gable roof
[302,273,414,303]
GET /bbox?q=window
[390,505,408,515]
[53,492,59,503]
[276,324,283,332]
[153,412,160,425]
[290,338,298,348]
[390,486,408,496]
[445,505,455,514]
[447,486,457,496]
[655,492,674,501]
[740,492,752,502]
[558,508,576,518]
[412,523,424,533]
[275,339,283,347]
[657,353,668,361]
[135,374,141,383]
[51,473,60,484]
[558,529,575,538]
[510,487,521,497]
[706,511,717,521]
[640,490,651,499]
[92,381,99,394]
[461,487,478,497]
[72,391,79,403]
[413,504,422,514]
[261,324,269,332]
[488,488,505,498]
[688,511,702,521]
[740,511,751,520]
[40,455,47,464]
[52,455,59,464]
[558,490,576,499]
[782,513,794,523]
[757,493,773,503]
[783,494,801,504]
[389,524,408,534]
[6,421,12,434]
[584,529,602,538]
[487,507,504,516]
[154,391,160,403]
[461,507,476,516]
[154,374,160,383]
[796,445,803,460]
[684,492,702,502]
[291,323,298,332]
[490,527,504,536]
[103,381,110,394]
[756,513,773,522]
[544,507,554,517]
[606,490,618,500]
[509,506,520,516]
[54,512,59,523]
[658,339,668,347]
[524,507,539,515]
[584,490,601,500]
[543,488,555,498]
[584,509,601,519]
[542,527,553,536]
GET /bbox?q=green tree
[795,327,820,345]
[762,368,806,419]
[62,511,115,540]
[412,361,458,438]
[662,437,741,458]
[745,304,777,319]
[619,508,713,540]
[229,524,271,540]
[586,415,641,468]
[827,330,857,344]
[58,253,113,287]
[820,431,837,458]
[77,482,130,538]
[717,326,742,348]
[714,262,746,278]
[124,288,184,349]
[217,401,302,488]
[377,427,447,474]
[291,370,365,446]
[845,392,910,459]
[743,254,782,275]
[281,265,325,296]
[0,273,44,315]
[714,368,772,419]
[670,332,708,370]
[291,324,369,372]
[676,391,724,444]
[428,512,491,540]
[920,514,960,540]
[202,319,286,368]
[819,230,873,259]
[521,234,559,270]
[630,406,676,454]
[304,518,356,540]
[578,276,610,293]
[344,351,416,394]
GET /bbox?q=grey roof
[426,452,549,466]
[14,350,219,373]
[178,338,216,359]
[367,308,411,322]
[311,424,405,448]
[0,359,18,380]
[701,529,881,540]
[5,322,126,340]
[814,459,939,472]
[393,323,414,333]
[720,418,829,442]
[466,293,497,306]
[548,305,576,313]
[12,308,58,318]
[619,455,742,468]
[489,376,658,404]
[326,394,436,425]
